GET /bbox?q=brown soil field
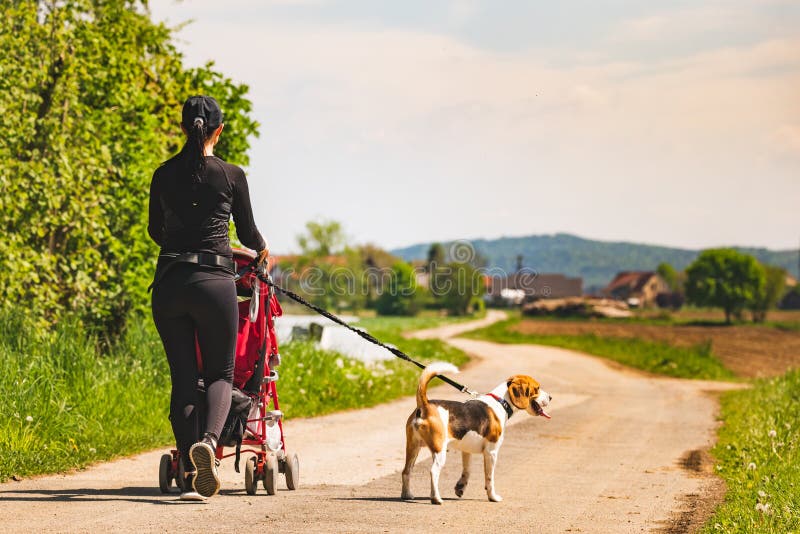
[636,308,800,325]
[511,319,800,378]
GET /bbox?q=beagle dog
[401,362,551,504]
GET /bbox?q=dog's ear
[507,376,542,409]
[506,377,528,409]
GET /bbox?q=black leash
[238,260,478,397]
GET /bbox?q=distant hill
[390,233,798,291]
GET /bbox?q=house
[603,271,668,308]
[486,272,583,305]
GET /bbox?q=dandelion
[335,358,344,369]
[747,462,757,471]
[758,490,766,498]
[755,502,771,514]
[25,415,33,423]
[768,429,777,438]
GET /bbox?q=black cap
[181,95,223,129]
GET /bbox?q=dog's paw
[431,496,444,505]
[401,490,415,501]
[454,482,466,498]
[488,493,503,502]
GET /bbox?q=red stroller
[158,248,299,495]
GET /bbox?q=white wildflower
[89,447,97,454]
[755,502,771,514]
[345,373,358,380]
[297,363,304,368]
[768,429,777,438]
[298,388,306,395]
[758,490,766,498]
[25,415,33,423]
[335,358,344,369]
[747,462,757,471]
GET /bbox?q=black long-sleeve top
[148,154,266,257]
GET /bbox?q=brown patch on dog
[485,408,503,442]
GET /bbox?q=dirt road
[0,311,738,533]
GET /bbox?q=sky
[148,0,800,253]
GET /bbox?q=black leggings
[151,265,238,469]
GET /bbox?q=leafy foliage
[0,1,258,333]
[685,249,766,323]
[750,265,788,323]
[430,261,485,315]
[375,261,427,316]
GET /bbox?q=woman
[148,95,268,500]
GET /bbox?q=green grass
[0,309,469,481]
[700,370,800,533]
[463,318,735,380]
[0,310,173,482]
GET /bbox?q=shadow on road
[0,487,179,505]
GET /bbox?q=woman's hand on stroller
[257,245,270,267]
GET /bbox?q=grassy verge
[0,310,470,481]
[701,370,800,532]
[0,311,173,482]
[463,318,735,380]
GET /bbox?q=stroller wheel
[176,458,185,492]
[244,456,258,496]
[158,454,173,494]
[284,453,300,490]
[263,454,279,495]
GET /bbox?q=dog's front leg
[430,448,447,505]
[455,451,470,497]
[483,447,502,502]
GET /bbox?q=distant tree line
[276,225,485,317]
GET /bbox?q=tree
[749,265,787,323]
[296,220,346,258]
[0,1,258,333]
[656,262,681,292]
[375,262,426,316]
[685,249,765,323]
[426,243,445,272]
[431,261,486,316]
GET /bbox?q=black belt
[148,252,236,291]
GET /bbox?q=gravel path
[0,311,738,533]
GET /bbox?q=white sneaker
[179,490,206,501]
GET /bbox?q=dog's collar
[486,393,514,419]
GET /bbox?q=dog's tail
[416,362,459,415]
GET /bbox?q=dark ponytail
[182,117,209,184]
[179,95,223,183]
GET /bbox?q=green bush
[0,1,258,334]
[375,262,428,316]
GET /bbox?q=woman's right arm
[147,170,164,247]
[231,168,267,253]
